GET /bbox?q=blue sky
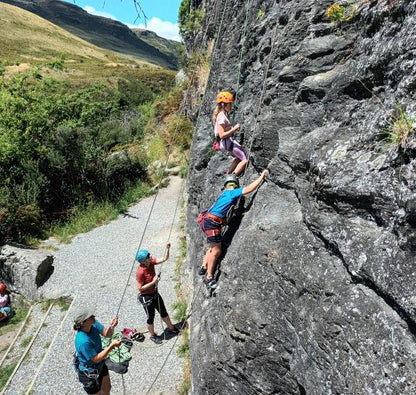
[62,0,182,41]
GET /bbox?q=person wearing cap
[213,91,248,177]
[0,283,13,323]
[73,308,122,394]
[198,170,269,289]
[135,242,178,345]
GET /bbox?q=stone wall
[185,1,416,393]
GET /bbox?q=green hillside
[0,2,176,87]
[0,2,192,245]
[1,0,179,70]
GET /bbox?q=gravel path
[29,176,185,395]
[3,303,65,395]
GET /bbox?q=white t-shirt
[214,111,231,137]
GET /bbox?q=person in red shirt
[135,243,178,344]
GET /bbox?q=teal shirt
[209,188,243,218]
[75,320,104,371]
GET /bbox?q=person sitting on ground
[135,243,179,345]
[198,170,269,289]
[73,308,122,395]
[0,282,13,323]
[213,91,248,177]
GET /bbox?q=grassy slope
[1,0,178,70]
[0,3,176,87]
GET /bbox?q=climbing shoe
[204,276,217,289]
[150,335,162,345]
[199,267,207,276]
[168,326,179,335]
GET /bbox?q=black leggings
[138,293,168,325]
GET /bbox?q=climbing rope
[229,0,251,125]
[115,0,220,354]
[142,0,241,392]
[240,10,282,187]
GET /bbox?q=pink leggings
[220,138,247,161]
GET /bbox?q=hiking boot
[150,335,162,345]
[198,267,207,276]
[204,276,217,289]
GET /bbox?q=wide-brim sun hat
[73,307,95,324]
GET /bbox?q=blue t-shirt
[75,320,105,371]
[209,188,243,218]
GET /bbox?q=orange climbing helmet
[216,91,234,103]
[0,283,6,293]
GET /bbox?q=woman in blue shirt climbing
[74,308,122,394]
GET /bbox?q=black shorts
[138,293,168,325]
[202,217,222,244]
[78,364,109,394]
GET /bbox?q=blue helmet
[136,249,150,263]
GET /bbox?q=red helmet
[0,283,6,293]
[216,91,234,103]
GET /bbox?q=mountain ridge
[0,0,180,70]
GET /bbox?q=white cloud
[82,6,182,42]
[83,6,117,21]
[136,17,181,42]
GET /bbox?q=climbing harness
[213,135,221,152]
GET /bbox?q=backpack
[105,358,130,374]
[101,332,132,374]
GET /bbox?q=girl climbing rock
[213,91,248,177]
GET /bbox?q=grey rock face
[185,0,416,394]
[0,245,53,300]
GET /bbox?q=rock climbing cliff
[184,0,416,393]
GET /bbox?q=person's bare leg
[227,158,240,174]
[234,159,248,176]
[162,315,175,331]
[147,323,156,337]
[201,248,209,270]
[206,243,222,278]
[98,374,111,395]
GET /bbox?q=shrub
[154,84,184,118]
[380,107,416,149]
[179,0,204,35]
[166,115,193,151]
[257,3,266,20]
[326,2,358,22]
[172,301,188,322]
[118,77,154,107]
[97,120,132,150]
